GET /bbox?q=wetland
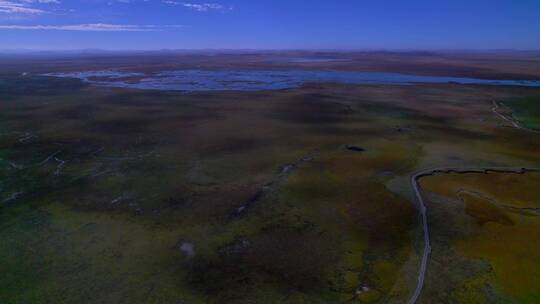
[1,51,540,304]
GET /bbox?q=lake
[47,69,540,91]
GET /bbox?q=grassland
[504,95,540,131]
[1,52,540,304]
[420,172,540,303]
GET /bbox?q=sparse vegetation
[1,53,540,303]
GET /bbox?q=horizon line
[1,48,540,54]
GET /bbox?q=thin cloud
[164,1,230,12]
[0,0,59,15]
[19,0,60,3]
[0,0,45,14]
[0,23,183,31]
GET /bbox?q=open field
[420,171,540,303]
[503,95,540,131]
[2,50,540,80]
[1,52,540,303]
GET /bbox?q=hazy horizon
[1,48,540,53]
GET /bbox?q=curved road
[407,99,540,303]
[491,100,522,129]
[491,100,540,134]
[407,166,540,304]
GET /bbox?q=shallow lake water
[48,69,540,91]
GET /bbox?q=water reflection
[48,69,540,91]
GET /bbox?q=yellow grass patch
[421,172,540,302]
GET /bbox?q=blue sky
[0,0,539,50]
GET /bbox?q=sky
[0,0,539,50]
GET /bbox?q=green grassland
[1,72,540,303]
[421,172,540,304]
[505,94,540,131]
